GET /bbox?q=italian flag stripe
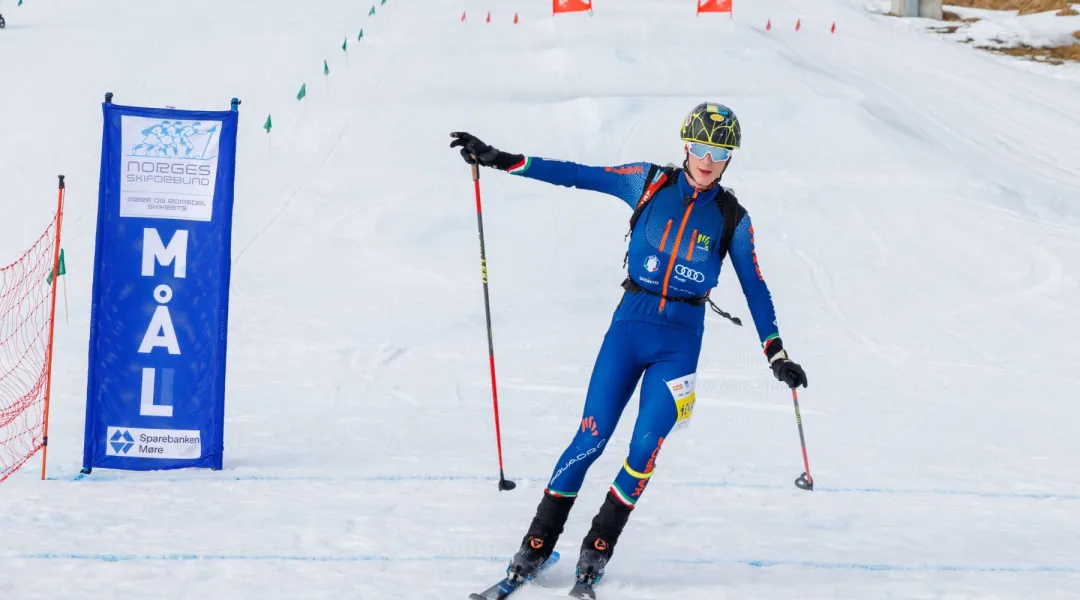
[508,156,531,174]
[610,483,636,507]
[762,333,779,349]
[545,488,577,499]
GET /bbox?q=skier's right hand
[449,132,523,170]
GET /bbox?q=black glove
[765,338,808,389]
[449,132,524,170]
[772,359,808,389]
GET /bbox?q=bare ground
[945,0,1078,15]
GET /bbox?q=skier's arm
[727,212,808,388]
[449,131,649,207]
[727,212,781,353]
[505,157,652,208]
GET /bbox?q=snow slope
[2,0,1080,598]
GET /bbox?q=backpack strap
[703,187,747,327]
[623,164,679,268]
[715,187,747,266]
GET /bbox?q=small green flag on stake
[381,0,387,5]
[358,29,364,41]
[369,6,376,16]
[46,249,66,285]
[264,115,273,155]
[324,59,329,76]
[297,83,307,100]
[46,248,69,323]
[18,0,23,7]
[342,38,348,52]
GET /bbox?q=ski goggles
[687,142,734,162]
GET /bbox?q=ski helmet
[680,102,741,149]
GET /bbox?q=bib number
[666,373,697,433]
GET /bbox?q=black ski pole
[470,159,515,492]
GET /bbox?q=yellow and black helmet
[680,102,741,149]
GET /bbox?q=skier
[0,13,6,29]
[450,102,808,594]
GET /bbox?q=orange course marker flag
[553,0,592,15]
[696,0,732,15]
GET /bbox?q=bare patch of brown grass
[988,33,1080,63]
[1058,5,1079,15]
[946,0,1077,15]
[943,9,984,20]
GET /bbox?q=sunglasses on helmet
[687,142,733,162]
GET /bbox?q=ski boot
[571,491,632,598]
[506,492,576,583]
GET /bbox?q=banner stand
[81,93,240,475]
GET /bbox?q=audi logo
[674,265,705,282]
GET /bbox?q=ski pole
[791,388,814,491]
[470,159,516,492]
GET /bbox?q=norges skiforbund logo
[129,120,219,160]
[119,115,222,222]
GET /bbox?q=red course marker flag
[696,0,732,15]
[553,0,592,15]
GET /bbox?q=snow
[865,0,1080,78]
[2,0,1080,598]
[940,3,1080,48]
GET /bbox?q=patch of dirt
[985,32,1080,63]
[946,0,1077,15]
[943,9,983,20]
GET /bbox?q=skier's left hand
[765,339,807,389]
[771,358,808,389]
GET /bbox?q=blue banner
[82,100,239,472]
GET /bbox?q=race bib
[666,373,697,433]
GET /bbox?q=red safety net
[0,214,60,482]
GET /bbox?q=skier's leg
[576,326,701,584]
[546,320,647,497]
[507,321,645,580]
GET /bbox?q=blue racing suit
[507,156,781,507]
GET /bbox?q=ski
[468,551,560,600]
[568,581,596,599]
